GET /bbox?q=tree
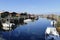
[1,11,9,18]
[20,12,27,16]
[11,12,17,17]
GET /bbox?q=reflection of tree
[0,20,3,29]
[1,11,9,18]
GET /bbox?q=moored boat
[45,27,59,40]
[24,19,32,23]
[2,22,15,31]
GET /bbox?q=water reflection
[0,18,52,40]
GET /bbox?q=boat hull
[45,27,59,40]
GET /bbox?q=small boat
[45,27,59,40]
[24,19,32,23]
[2,22,15,31]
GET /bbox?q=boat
[2,22,15,31]
[24,19,32,23]
[45,27,59,40]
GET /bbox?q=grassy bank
[56,21,60,35]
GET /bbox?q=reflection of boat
[2,22,15,31]
[51,20,56,26]
[0,37,5,40]
[45,27,59,40]
[24,19,32,23]
[35,16,39,20]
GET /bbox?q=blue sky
[0,0,60,14]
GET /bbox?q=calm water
[0,18,52,40]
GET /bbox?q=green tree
[11,12,17,17]
[1,11,9,18]
[20,12,27,16]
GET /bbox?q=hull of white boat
[2,23,15,30]
[24,19,32,23]
[45,27,59,40]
